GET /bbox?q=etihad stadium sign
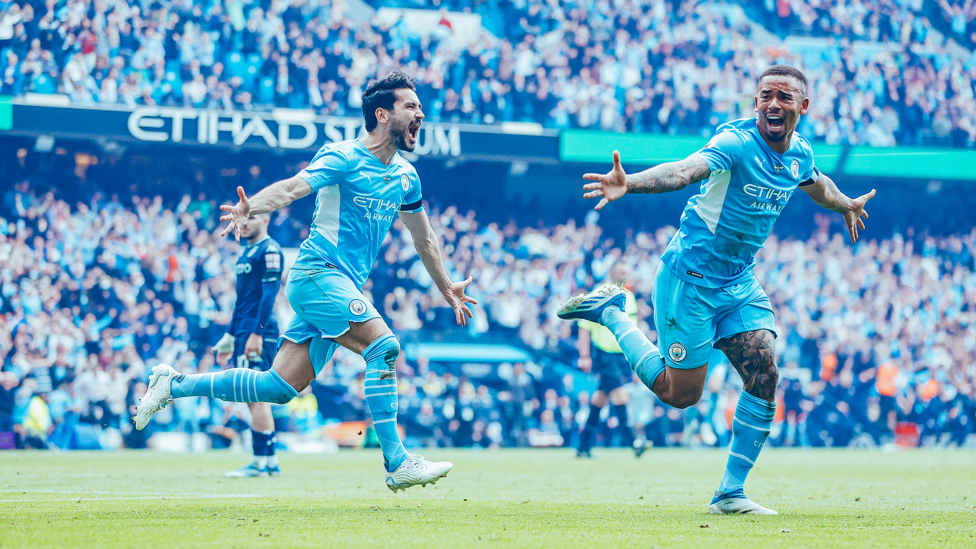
[126,107,461,155]
[4,98,559,161]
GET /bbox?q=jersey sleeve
[798,166,821,187]
[399,170,424,213]
[798,143,821,186]
[297,148,347,191]
[262,245,282,283]
[692,130,747,173]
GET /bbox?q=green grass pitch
[1,449,974,548]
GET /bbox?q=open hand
[582,150,628,210]
[844,189,875,243]
[219,186,251,241]
[443,276,479,326]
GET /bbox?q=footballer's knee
[749,361,779,402]
[662,390,703,410]
[272,340,315,392]
[381,336,401,368]
[719,329,778,402]
[364,333,400,377]
[658,383,704,409]
[652,365,707,409]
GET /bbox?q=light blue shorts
[653,266,776,370]
[279,268,382,374]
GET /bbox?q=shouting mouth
[766,114,785,132]
[407,122,421,141]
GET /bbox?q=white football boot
[556,283,626,323]
[133,364,178,430]
[386,454,453,493]
[708,496,778,515]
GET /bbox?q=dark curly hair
[758,65,808,97]
[361,71,417,132]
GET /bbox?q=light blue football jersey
[661,118,820,288]
[293,139,424,288]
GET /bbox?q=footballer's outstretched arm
[582,151,711,210]
[399,209,478,326]
[220,177,312,240]
[800,173,876,243]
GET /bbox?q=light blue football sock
[170,367,298,405]
[713,390,776,502]
[362,334,409,472]
[600,306,666,390]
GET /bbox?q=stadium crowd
[756,0,976,49]
[1,0,976,147]
[1,181,973,451]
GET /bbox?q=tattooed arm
[624,156,712,194]
[715,329,779,402]
[581,151,711,210]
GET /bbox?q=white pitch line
[0,489,150,494]
[1,489,261,496]
[0,494,263,503]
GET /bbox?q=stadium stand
[2,0,975,146]
[1,167,973,451]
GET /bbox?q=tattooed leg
[715,329,779,402]
[710,329,778,507]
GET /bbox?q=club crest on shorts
[668,342,687,363]
[349,299,367,316]
[791,159,799,179]
[401,174,410,191]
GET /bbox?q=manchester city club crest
[401,174,410,191]
[349,299,367,316]
[791,159,800,179]
[668,342,687,363]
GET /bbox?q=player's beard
[390,118,420,152]
[759,111,793,142]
